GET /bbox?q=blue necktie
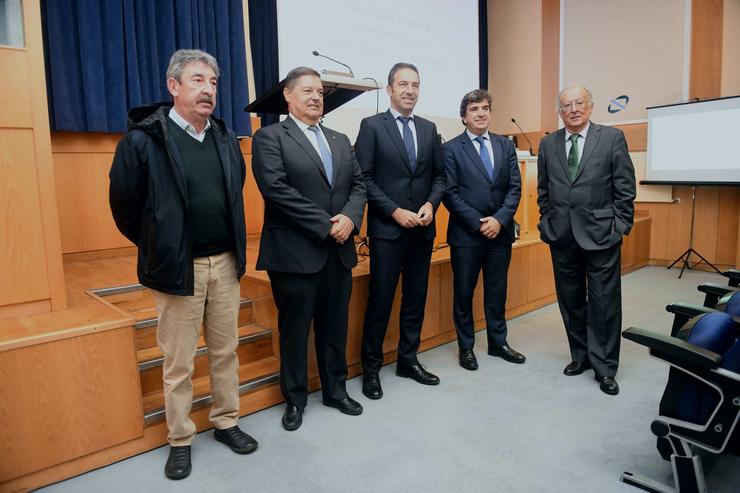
[308,125,333,186]
[398,116,417,172]
[474,136,494,180]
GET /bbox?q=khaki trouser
[153,251,241,446]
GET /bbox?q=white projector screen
[646,96,740,184]
[276,0,479,142]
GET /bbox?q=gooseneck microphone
[312,51,354,77]
[510,118,534,156]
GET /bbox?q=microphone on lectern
[511,117,534,156]
[312,51,354,77]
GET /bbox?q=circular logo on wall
[607,95,630,113]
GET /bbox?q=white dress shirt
[289,113,332,158]
[466,129,495,171]
[168,107,211,142]
[389,107,418,158]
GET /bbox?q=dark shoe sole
[165,469,191,481]
[282,414,302,431]
[323,400,363,416]
[596,376,620,395]
[395,369,440,385]
[459,361,478,371]
[362,389,383,400]
[487,350,526,364]
[214,433,258,454]
[564,363,591,376]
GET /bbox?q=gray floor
[40,266,740,493]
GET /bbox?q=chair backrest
[716,291,740,317]
[662,312,736,424]
[656,312,739,459]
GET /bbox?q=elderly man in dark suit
[442,89,525,371]
[356,62,446,399]
[251,66,367,430]
[537,85,636,395]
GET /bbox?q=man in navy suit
[442,89,525,370]
[356,63,446,399]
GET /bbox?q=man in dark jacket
[356,63,446,400]
[109,49,256,480]
[443,89,525,371]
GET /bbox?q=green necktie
[567,133,581,182]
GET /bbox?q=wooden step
[142,356,281,424]
[137,324,270,368]
[134,299,253,350]
[139,329,274,396]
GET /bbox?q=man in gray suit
[537,85,636,395]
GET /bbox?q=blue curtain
[42,0,251,136]
[247,0,279,127]
[479,0,488,90]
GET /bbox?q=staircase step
[137,324,271,369]
[134,299,253,350]
[142,356,280,424]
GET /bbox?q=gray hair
[558,85,593,104]
[166,49,220,82]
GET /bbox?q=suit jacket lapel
[555,128,570,180]
[283,117,330,185]
[490,132,503,186]
[381,110,412,173]
[460,133,492,183]
[574,122,600,182]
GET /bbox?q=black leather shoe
[596,375,620,395]
[488,344,526,364]
[362,373,383,399]
[563,360,591,376]
[396,362,440,385]
[459,349,478,370]
[282,404,303,431]
[324,396,363,415]
[164,445,191,480]
[214,425,258,454]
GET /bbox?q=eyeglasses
[559,100,591,112]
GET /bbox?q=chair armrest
[666,302,714,317]
[723,269,740,288]
[622,327,723,370]
[697,283,734,307]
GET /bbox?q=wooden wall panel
[0,48,33,128]
[0,129,51,305]
[54,153,131,253]
[690,0,724,99]
[717,187,740,265]
[243,153,264,235]
[0,327,142,479]
[527,241,555,301]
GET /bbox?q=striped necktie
[398,116,417,172]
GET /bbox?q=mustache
[197,96,214,105]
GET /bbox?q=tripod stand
[667,185,722,279]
